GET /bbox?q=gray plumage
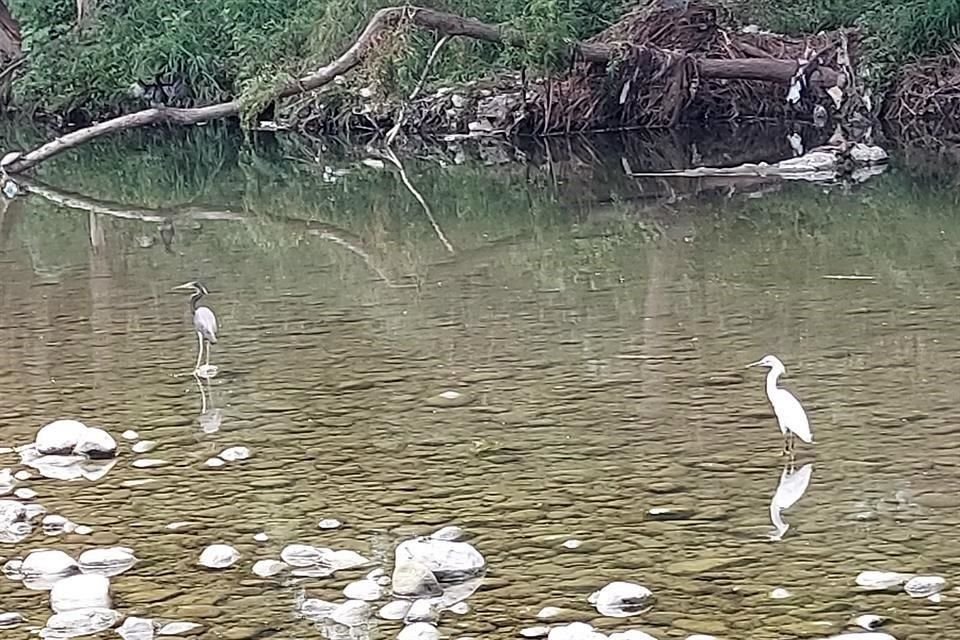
[174,280,218,371]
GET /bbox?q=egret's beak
[172,282,194,291]
[745,360,764,368]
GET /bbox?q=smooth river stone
[158,621,205,635]
[252,560,285,578]
[398,622,440,640]
[592,581,654,617]
[50,574,111,612]
[199,544,239,569]
[117,616,155,640]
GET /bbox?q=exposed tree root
[2,5,843,177]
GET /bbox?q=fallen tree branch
[2,6,840,176]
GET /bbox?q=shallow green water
[1,127,960,639]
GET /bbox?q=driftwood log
[2,6,841,176]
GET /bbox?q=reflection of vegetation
[10,126,960,305]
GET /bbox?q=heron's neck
[765,367,782,397]
[190,291,204,311]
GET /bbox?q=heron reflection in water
[174,280,218,378]
[769,462,813,540]
[746,355,814,455]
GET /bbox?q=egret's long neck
[190,291,204,311]
[765,367,781,399]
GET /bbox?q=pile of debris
[277,0,863,137]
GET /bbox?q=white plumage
[747,355,813,452]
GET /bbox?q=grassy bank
[6,0,960,120]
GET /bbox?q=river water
[1,127,959,639]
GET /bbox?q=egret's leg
[204,340,211,368]
[780,433,789,456]
[194,332,203,370]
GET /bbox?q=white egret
[174,281,218,375]
[746,355,813,454]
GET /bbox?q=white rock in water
[204,457,225,468]
[74,427,118,459]
[394,537,486,581]
[300,598,337,621]
[592,581,654,618]
[329,549,369,571]
[562,539,582,549]
[14,470,31,481]
[855,570,914,590]
[253,532,269,542]
[73,525,93,535]
[537,606,563,619]
[21,549,78,580]
[609,632,660,640]
[684,636,717,640]
[50,573,111,612]
[344,579,382,601]
[281,544,323,567]
[378,600,411,621]
[429,525,464,541]
[35,420,89,455]
[78,547,137,577]
[199,544,239,569]
[252,560,285,578]
[392,557,441,597]
[121,430,139,441]
[132,459,167,468]
[117,616,155,640]
[330,600,371,627]
[547,622,606,640]
[398,622,440,640]
[158,621,204,635]
[0,612,24,628]
[404,599,439,624]
[318,518,342,530]
[132,441,157,454]
[14,488,37,500]
[43,607,118,638]
[852,615,886,631]
[770,587,792,599]
[904,575,947,598]
[520,627,551,638]
[817,634,895,640]
[449,601,469,615]
[219,446,250,462]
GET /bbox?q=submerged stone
[50,574,111,612]
[0,612,24,628]
[547,622,605,640]
[904,575,947,598]
[344,579,382,601]
[300,598,337,621]
[855,571,914,591]
[252,560,285,578]
[392,558,441,597]
[397,622,440,640]
[117,616,155,640]
[219,447,250,462]
[318,518,342,530]
[41,607,118,639]
[78,547,137,577]
[330,600,371,627]
[429,525,464,541]
[378,601,411,621]
[520,627,550,638]
[157,621,204,636]
[199,544,239,569]
[395,537,485,582]
[592,581,654,618]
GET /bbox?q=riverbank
[0,0,957,173]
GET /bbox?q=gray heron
[746,355,813,454]
[174,281,218,374]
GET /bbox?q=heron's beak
[172,282,193,291]
[745,360,764,368]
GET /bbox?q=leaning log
[2,6,839,176]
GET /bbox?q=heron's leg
[194,332,203,370]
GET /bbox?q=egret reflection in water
[769,462,814,540]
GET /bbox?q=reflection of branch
[409,34,451,101]
[381,146,456,254]
[18,176,413,287]
[18,176,244,222]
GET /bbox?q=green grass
[9,0,624,118]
